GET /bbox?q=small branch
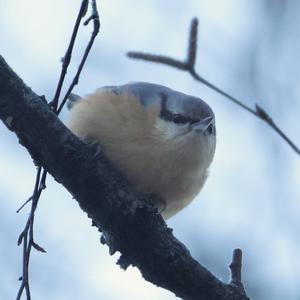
[228,249,248,299]
[186,18,198,68]
[57,0,100,114]
[127,52,188,70]
[16,196,32,213]
[127,17,300,157]
[229,249,245,290]
[49,0,89,111]
[16,168,47,300]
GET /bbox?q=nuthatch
[67,82,216,219]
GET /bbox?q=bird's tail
[67,93,82,110]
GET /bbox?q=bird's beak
[191,116,214,133]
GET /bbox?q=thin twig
[229,249,242,284]
[16,167,45,300]
[49,0,89,111]
[127,17,300,156]
[16,1,100,299]
[229,249,246,293]
[16,165,42,213]
[16,196,33,213]
[57,0,100,114]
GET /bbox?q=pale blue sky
[0,1,300,299]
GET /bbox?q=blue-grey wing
[98,82,171,107]
[67,93,82,110]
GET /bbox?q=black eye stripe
[160,93,174,122]
[160,93,198,124]
[172,114,189,124]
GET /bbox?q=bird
[66,82,216,219]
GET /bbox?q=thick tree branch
[0,55,249,300]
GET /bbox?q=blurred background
[0,0,300,299]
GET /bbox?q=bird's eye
[172,114,189,124]
[207,123,215,134]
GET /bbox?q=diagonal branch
[127,18,300,157]
[0,55,249,300]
